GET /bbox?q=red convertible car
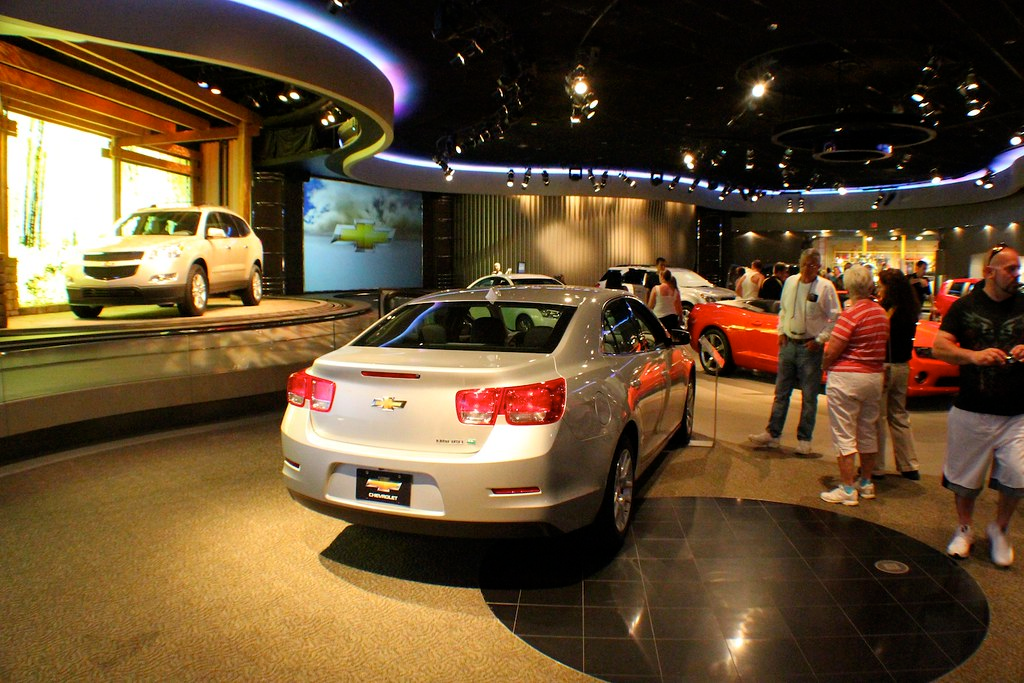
[688,298,959,397]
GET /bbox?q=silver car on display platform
[281,286,696,545]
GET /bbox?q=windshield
[117,211,201,236]
[353,301,574,352]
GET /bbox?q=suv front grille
[84,252,145,261]
[84,265,139,280]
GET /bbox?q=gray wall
[451,194,696,287]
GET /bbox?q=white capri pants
[826,371,883,457]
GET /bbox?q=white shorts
[825,371,883,457]
[944,407,1024,498]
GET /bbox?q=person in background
[655,256,668,276]
[648,269,684,330]
[749,249,841,454]
[874,268,922,480]
[736,259,765,298]
[759,262,787,300]
[933,242,1024,568]
[819,265,889,505]
[909,260,932,311]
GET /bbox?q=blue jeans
[767,341,823,442]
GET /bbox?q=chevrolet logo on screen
[371,397,407,411]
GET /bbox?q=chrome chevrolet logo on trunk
[371,397,407,411]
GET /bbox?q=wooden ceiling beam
[5,101,138,139]
[0,40,209,131]
[115,126,245,148]
[37,40,260,126]
[0,64,173,134]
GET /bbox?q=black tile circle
[481,497,988,683]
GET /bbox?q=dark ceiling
[7,0,1022,198]
[294,0,1024,193]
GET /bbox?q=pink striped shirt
[829,300,889,373]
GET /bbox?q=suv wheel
[177,264,209,316]
[70,305,103,319]
[240,265,262,306]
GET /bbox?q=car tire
[514,313,534,333]
[670,373,696,447]
[240,265,263,306]
[698,328,734,375]
[590,434,637,551]
[70,305,103,319]
[177,264,209,317]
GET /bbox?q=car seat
[522,325,553,347]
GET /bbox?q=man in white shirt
[749,248,841,454]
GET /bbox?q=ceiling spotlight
[872,192,883,210]
[745,149,755,170]
[837,184,848,196]
[1011,130,1024,147]
[965,98,987,117]
[797,198,805,213]
[568,168,582,182]
[506,170,514,187]
[521,168,532,189]
[542,170,550,186]
[668,176,679,191]
[197,80,209,89]
[327,0,353,13]
[750,74,772,98]
[976,170,995,189]
[443,165,455,182]
[650,173,663,187]
[786,199,794,213]
[688,177,700,193]
[451,39,483,66]
[963,70,979,91]
[930,169,942,184]
[683,151,696,170]
[566,63,598,124]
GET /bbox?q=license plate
[356,468,412,507]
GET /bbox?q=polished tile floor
[481,497,988,682]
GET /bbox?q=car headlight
[146,243,184,260]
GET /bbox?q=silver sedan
[281,286,696,546]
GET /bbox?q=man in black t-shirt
[908,260,931,309]
[934,244,1024,567]
[758,262,787,300]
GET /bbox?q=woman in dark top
[874,268,921,479]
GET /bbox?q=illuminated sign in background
[302,177,423,292]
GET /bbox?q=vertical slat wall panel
[451,194,695,286]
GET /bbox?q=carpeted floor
[1,409,1021,682]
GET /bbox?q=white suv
[65,205,264,318]
[597,265,736,315]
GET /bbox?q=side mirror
[670,328,690,346]
[207,227,227,239]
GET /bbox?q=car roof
[420,284,621,307]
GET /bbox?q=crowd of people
[743,245,1023,569]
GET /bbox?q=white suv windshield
[117,211,201,236]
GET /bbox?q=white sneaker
[987,523,1014,568]
[795,440,812,455]
[820,486,859,506]
[947,525,973,559]
[857,479,876,500]
[748,431,780,448]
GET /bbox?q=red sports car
[930,278,980,321]
[688,298,959,397]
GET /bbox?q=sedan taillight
[287,370,336,412]
[456,378,566,426]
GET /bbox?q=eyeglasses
[987,242,1009,266]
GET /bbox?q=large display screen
[302,178,423,292]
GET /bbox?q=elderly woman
[820,265,890,505]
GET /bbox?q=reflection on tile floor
[481,497,988,683]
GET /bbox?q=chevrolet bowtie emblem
[372,397,407,411]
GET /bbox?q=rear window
[352,301,574,353]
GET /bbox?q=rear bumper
[280,408,610,536]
